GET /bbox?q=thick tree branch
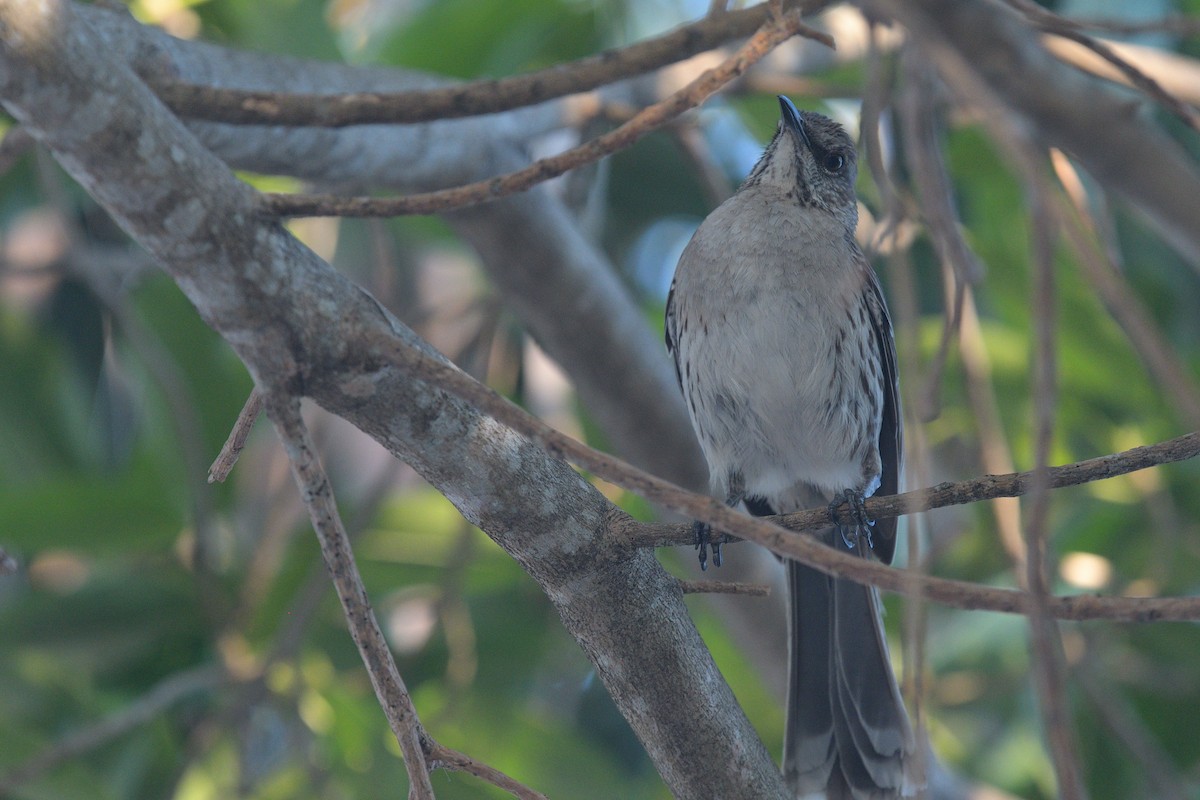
[0,6,787,797]
[73,1,709,493]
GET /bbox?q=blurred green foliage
[2,1,1200,799]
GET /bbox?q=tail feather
[783,538,912,798]
[830,565,911,792]
[783,556,837,790]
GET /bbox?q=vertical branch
[958,288,1027,575]
[896,51,976,422]
[860,21,900,217]
[859,45,933,778]
[1025,187,1088,800]
[261,393,437,800]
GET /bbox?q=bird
[664,96,915,799]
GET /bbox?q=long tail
[782,541,913,799]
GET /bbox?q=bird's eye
[822,153,845,173]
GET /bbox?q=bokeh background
[2,1,1200,798]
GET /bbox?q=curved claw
[693,520,711,571]
[692,521,725,570]
[828,489,876,552]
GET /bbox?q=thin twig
[208,388,263,482]
[919,259,964,423]
[863,44,932,780]
[1025,181,1088,800]
[359,321,1200,621]
[898,51,986,286]
[860,22,901,221]
[149,4,829,127]
[678,579,771,596]
[959,288,1027,574]
[261,392,437,800]
[263,8,819,218]
[898,52,975,422]
[428,744,549,800]
[628,432,1200,544]
[263,393,547,800]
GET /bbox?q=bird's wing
[664,279,684,391]
[863,267,902,566]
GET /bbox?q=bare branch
[679,579,772,596]
[263,8,823,218]
[148,3,826,127]
[959,288,1027,573]
[362,321,1200,622]
[897,51,986,287]
[0,8,789,794]
[208,389,263,482]
[1025,178,1089,800]
[428,744,549,800]
[263,393,436,798]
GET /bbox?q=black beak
[778,95,812,149]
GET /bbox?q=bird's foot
[693,520,723,571]
[828,489,874,551]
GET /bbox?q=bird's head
[744,96,859,232]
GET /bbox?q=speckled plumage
[665,98,916,799]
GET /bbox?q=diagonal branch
[360,324,1200,622]
[149,3,828,127]
[0,6,789,796]
[263,7,820,218]
[262,393,437,799]
[1024,170,1088,800]
[76,0,711,494]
